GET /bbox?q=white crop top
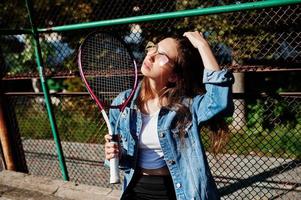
[138,110,166,169]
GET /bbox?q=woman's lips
[142,60,152,70]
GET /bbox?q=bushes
[202,97,301,158]
[14,95,300,158]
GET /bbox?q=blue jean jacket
[108,69,234,200]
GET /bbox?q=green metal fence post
[25,0,69,181]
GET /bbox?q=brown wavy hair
[138,36,229,154]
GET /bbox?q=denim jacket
[109,68,234,200]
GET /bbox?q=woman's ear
[168,73,178,83]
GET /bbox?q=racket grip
[109,142,120,184]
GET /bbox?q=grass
[202,123,301,159]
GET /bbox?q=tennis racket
[78,32,138,184]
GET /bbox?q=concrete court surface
[0,170,120,200]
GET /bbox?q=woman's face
[141,38,178,84]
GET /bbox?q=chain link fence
[0,0,300,199]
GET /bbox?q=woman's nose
[147,54,156,63]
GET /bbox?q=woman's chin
[141,65,150,75]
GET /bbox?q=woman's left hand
[183,31,220,71]
[183,31,209,49]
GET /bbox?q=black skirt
[122,174,177,200]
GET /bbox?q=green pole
[25,0,69,181]
[38,0,301,32]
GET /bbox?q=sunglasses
[145,41,173,66]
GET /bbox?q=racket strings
[81,33,136,107]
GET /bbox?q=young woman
[105,31,234,200]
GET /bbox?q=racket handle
[109,142,120,184]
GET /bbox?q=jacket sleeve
[192,68,234,124]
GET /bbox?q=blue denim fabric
[108,68,234,200]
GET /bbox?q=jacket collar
[129,81,192,111]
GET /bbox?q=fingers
[183,31,203,38]
[104,134,120,160]
[183,31,208,49]
[104,134,120,143]
[105,142,120,160]
[104,134,112,143]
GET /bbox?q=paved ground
[2,140,300,199]
[0,184,65,200]
[0,170,120,200]
[1,168,300,200]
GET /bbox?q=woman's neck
[139,77,169,114]
[141,98,161,114]
[148,77,166,96]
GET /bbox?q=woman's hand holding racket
[104,134,121,160]
[78,32,138,184]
